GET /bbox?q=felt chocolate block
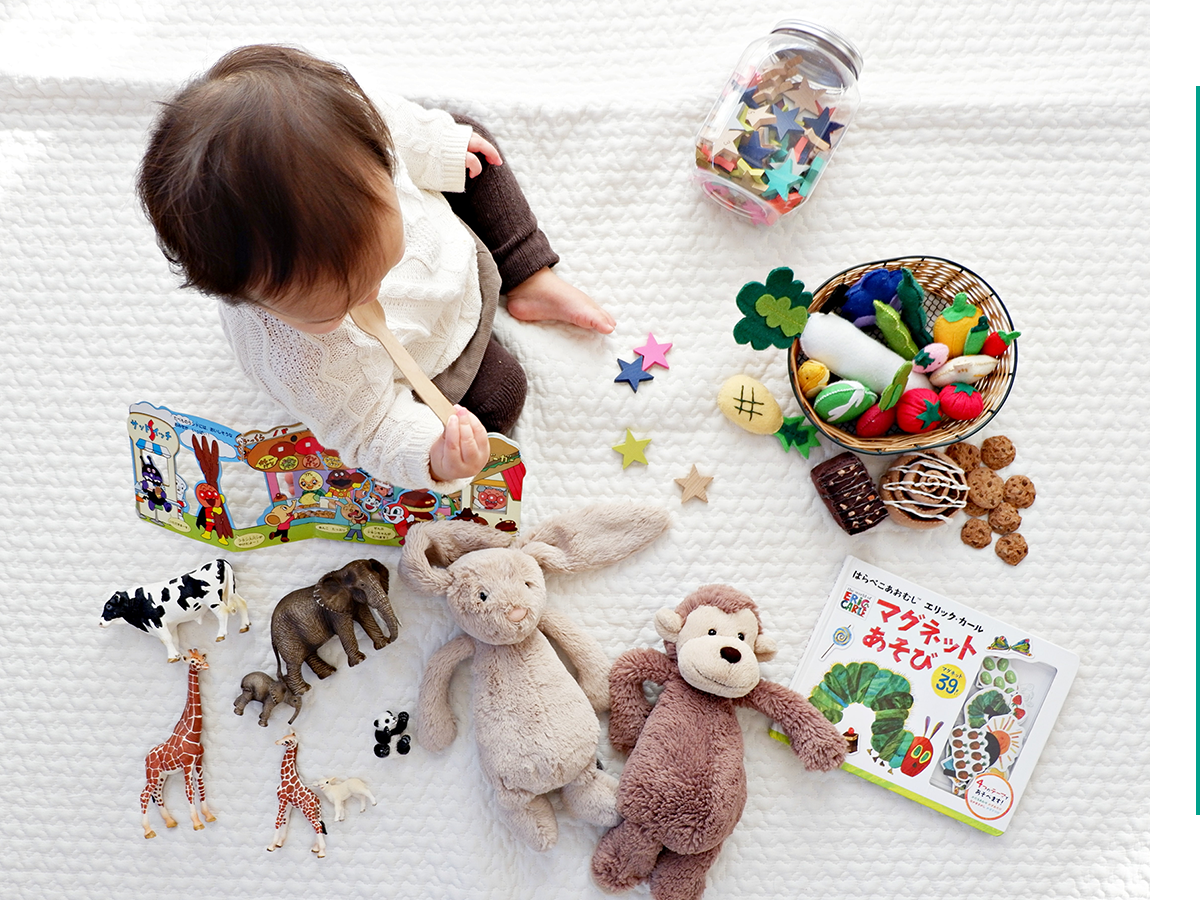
[810,452,888,535]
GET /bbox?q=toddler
[138,45,613,491]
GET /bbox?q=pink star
[634,333,672,371]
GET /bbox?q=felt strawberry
[938,383,984,421]
[895,389,942,434]
[981,329,1021,358]
[856,403,896,437]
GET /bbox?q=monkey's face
[674,605,763,698]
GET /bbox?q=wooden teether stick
[349,301,456,425]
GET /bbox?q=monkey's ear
[654,608,683,642]
[754,634,778,662]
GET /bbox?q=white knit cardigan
[219,97,479,494]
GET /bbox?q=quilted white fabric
[0,2,1149,898]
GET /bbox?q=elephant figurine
[234,671,303,726]
[271,559,399,698]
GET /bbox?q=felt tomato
[856,403,896,437]
[938,383,985,421]
[895,389,943,433]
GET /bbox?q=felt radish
[800,312,932,395]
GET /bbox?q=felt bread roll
[800,312,933,395]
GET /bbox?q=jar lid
[772,19,863,78]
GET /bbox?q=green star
[611,429,652,468]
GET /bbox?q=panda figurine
[373,710,411,758]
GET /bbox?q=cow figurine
[100,559,251,662]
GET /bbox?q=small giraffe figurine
[268,731,327,858]
[140,649,216,838]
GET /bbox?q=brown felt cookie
[963,500,990,518]
[961,517,992,548]
[988,502,1022,534]
[1004,474,1036,509]
[980,436,1016,469]
[944,441,982,471]
[966,466,1004,510]
[995,533,1028,566]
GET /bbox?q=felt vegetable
[774,416,822,457]
[962,316,991,355]
[895,389,942,433]
[838,267,903,327]
[982,330,1021,358]
[897,269,933,346]
[878,362,911,411]
[928,354,998,387]
[813,380,877,424]
[938,383,985,420]
[932,293,982,357]
[874,300,919,360]
[733,267,812,350]
[856,403,895,437]
[912,343,949,374]
[796,359,830,398]
[800,312,932,395]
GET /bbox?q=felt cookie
[995,533,1029,566]
[961,517,992,548]
[932,293,982,357]
[988,502,1022,534]
[1004,475,1037,509]
[879,450,968,529]
[944,442,982,471]
[966,467,1004,509]
[810,452,889,535]
[980,436,1016,469]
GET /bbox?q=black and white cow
[100,559,250,661]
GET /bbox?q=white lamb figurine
[312,777,376,821]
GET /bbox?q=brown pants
[440,114,557,435]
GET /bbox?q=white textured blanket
[0,2,1149,898]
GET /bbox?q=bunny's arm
[735,680,848,772]
[607,648,674,755]
[416,633,475,752]
[538,607,612,712]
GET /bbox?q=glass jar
[693,20,862,226]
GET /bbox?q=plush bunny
[400,503,671,851]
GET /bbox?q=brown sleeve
[608,648,674,755]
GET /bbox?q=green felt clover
[774,415,822,458]
[734,267,813,350]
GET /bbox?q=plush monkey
[591,585,848,900]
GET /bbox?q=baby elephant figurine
[271,559,399,698]
[401,502,671,851]
[313,777,376,822]
[234,671,302,726]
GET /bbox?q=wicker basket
[788,256,1017,456]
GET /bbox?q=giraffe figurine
[268,731,327,858]
[140,649,216,838]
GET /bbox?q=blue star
[771,103,803,139]
[739,86,761,109]
[615,356,654,392]
[802,107,845,145]
[738,130,777,168]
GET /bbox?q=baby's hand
[465,132,503,179]
[429,406,490,483]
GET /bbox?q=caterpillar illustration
[809,662,919,771]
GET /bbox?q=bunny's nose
[507,607,528,622]
[720,646,741,664]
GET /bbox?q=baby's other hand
[465,132,502,179]
[430,406,490,483]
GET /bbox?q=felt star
[771,103,804,139]
[634,333,672,371]
[612,429,651,468]
[674,464,713,504]
[614,356,654,391]
[738,129,777,169]
[782,78,827,115]
[762,157,805,199]
[741,105,777,131]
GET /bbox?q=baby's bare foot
[506,268,616,334]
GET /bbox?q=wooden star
[634,333,672,371]
[782,78,828,115]
[711,128,744,157]
[612,429,652,468]
[741,105,777,131]
[674,464,713,504]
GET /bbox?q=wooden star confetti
[741,105,777,131]
[770,103,804,139]
[763,157,805,199]
[712,128,744,157]
[781,78,827,115]
[634,333,672,371]
[674,464,713,504]
[802,107,845,147]
[612,429,651,468]
[737,130,777,169]
[614,356,654,391]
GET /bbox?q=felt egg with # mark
[928,354,998,388]
[856,403,896,437]
[813,380,877,424]
[938,383,985,420]
[895,389,943,433]
[796,359,830,398]
[717,374,783,434]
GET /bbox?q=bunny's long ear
[399,520,514,594]
[519,504,670,573]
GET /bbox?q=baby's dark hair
[137,44,395,303]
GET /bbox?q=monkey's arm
[608,648,674,755]
[737,680,848,771]
[416,633,475,752]
[539,607,611,712]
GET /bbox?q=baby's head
[138,45,403,332]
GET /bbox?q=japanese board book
[773,556,1078,835]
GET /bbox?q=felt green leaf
[733,267,813,350]
[942,292,978,322]
[963,316,991,355]
[756,293,809,337]
[879,362,912,411]
[874,300,919,359]
[897,269,933,346]
[774,415,822,458]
